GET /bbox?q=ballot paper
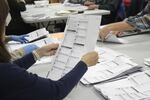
[25,28,49,42]
[94,70,150,100]
[144,58,150,67]
[98,26,128,43]
[55,10,77,16]
[118,29,150,37]
[46,14,101,80]
[34,0,49,7]
[80,47,141,85]
[98,32,128,44]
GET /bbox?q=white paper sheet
[94,71,150,100]
[25,28,49,42]
[47,14,101,80]
[81,47,140,84]
[98,32,128,44]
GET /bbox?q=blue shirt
[0,53,87,100]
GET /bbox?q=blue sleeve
[13,53,36,69]
[0,61,87,100]
[32,61,88,100]
[55,61,87,99]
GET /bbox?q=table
[21,3,110,32]
[21,3,110,23]
[28,33,150,100]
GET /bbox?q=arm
[125,14,150,31]
[7,0,26,13]
[1,61,87,100]
[1,50,97,99]
[5,35,29,43]
[12,43,59,69]
[13,53,36,69]
[125,3,150,31]
[99,3,150,40]
[48,61,87,99]
[86,0,120,13]
[99,21,134,40]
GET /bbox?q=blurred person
[6,0,36,35]
[84,0,121,25]
[99,0,150,41]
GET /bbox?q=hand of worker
[10,35,29,43]
[35,43,59,58]
[22,44,39,55]
[84,1,95,6]
[81,51,99,67]
[111,31,124,37]
[87,4,98,10]
[99,27,123,41]
[99,26,111,41]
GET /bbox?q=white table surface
[28,33,150,100]
[21,3,110,23]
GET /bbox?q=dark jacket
[6,0,36,35]
[96,0,121,25]
[0,53,87,100]
[69,0,121,25]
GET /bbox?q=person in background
[0,0,99,100]
[83,0,121,25]
[6,0,36,35]
[24,0,35,4]
[99,0,150,41]
[124,0,147,17]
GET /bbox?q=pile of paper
[24,28,49,42]
[94,70,150,100]
[46,14,101,80]
[81,47,141,85]
[34,0,49,7]
[144,58,150,66]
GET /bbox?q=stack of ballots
[94,70,150,100]
[81,47,142,85]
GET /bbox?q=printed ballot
[46,14,101,80]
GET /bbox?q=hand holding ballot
[35,43,59,58]
[81,51,99,67]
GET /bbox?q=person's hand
[84,1,95,6]
[81,51,99,67]
[111,31,124,37]
[87,4,98,10]
[99,27,123,41]
[22,44,39,55]
[99,26,110,41]
[35,43,59,58]
[10,35,29,43]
